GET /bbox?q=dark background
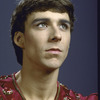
[0,0,98,96]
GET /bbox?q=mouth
[46,48,62,54]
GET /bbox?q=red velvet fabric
[0,74,98,100]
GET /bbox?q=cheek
[62,36,70,60]
[24,31,48,53]
[24,32,37,55]
[63,33,71,47]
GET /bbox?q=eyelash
[37,22,47,28]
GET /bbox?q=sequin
[76,95,80,100]
[64,97,68,100]
[0,76,9,80]
[2,87,13,95]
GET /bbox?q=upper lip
[46,48,62,52]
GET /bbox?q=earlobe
[14,32,25,49]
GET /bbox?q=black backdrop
[0,0,98,96]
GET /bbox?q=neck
[15,64,59,100]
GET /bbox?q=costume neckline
[12,73,60,100]
[12,73,26,100]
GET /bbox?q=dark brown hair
[11,0,75,65]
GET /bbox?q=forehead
[26,11,70,24]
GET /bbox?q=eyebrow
[31,18,71,25]
[31,18,49,25]
[60,19,71,26]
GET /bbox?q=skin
[14,11,71,100]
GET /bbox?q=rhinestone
[64,97,68,100]
[2,88,13,95]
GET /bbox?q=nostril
[52,38,56,40]
[51,36,61,42]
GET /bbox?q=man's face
[23,11,71,70]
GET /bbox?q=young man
[0,0,98,100]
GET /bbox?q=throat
[14,69,60,100]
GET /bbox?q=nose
[48,25,62,42]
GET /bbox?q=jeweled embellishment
[76,95,80,100]
[64,97,72,100]
[64,97,68,100]
[2,87,13,95]
[0,75,9,80]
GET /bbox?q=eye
[37,23,47,28]
[59,24,69,31]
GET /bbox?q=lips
[46,48,62,54]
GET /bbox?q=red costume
[0,73,98,100]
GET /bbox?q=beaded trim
[55,82,60,100]
[12,73,26,100]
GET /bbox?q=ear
[14,32,25,49]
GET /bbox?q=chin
[43,61,63,71]
[40,56,66,71]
